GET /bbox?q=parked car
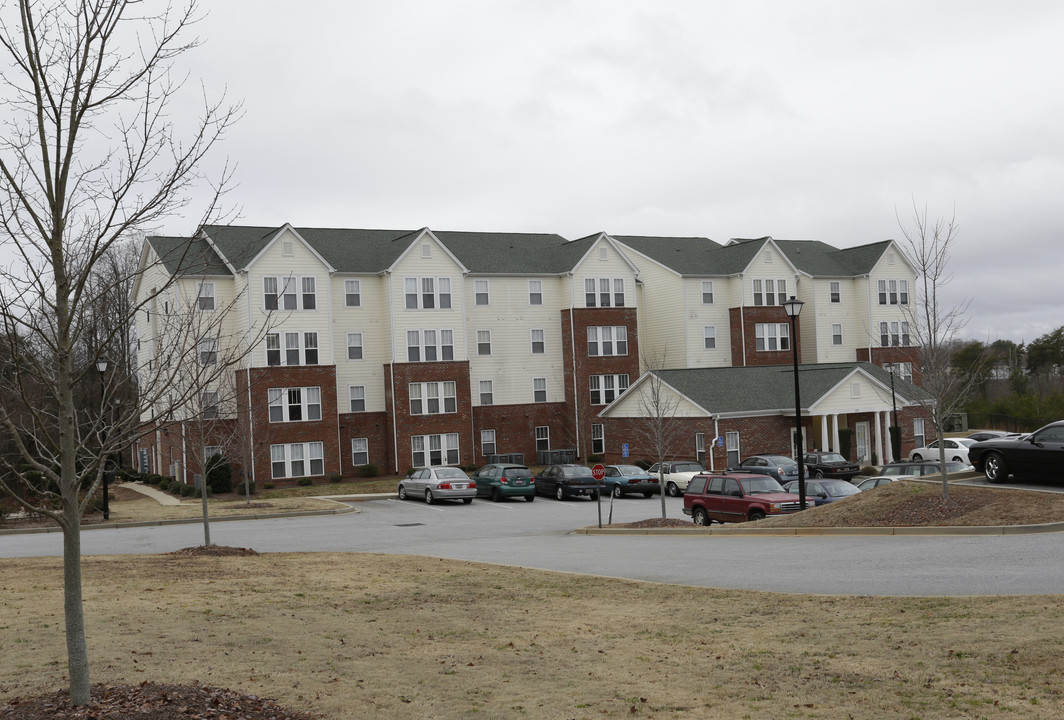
[398,467,476,504]
[471,463,535,502]
[646,460,706,497]
[879,461,970,477]
[855,475,901,491]
[802,451,860,481]
[967,430,1012,442]
[909,438,977,465]
[783,478,862,506]
[683,472,805,524]
[726,455,801,484]
[969,420,1064,483]
[535,464,599,500]
[601,464,658,498]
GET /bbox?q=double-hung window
[266,333,281,366]
[703,326,716,349]
[479,380,493,405]
[880,322,911,347]
[349,385,366,412]
[280,276,297,310]
[752,278,786,306]
[587,326,628,356]
[474,280,489,306]
[271,442,324,478]
[589,374,630,405]
[829,281,841,303]
[878,279,910,305]
[201,391,219,419]
[477,330,491,356]
[285,332,301,365]
[344,279,361,307]
[701,281,714,304]
[530,329,545,354]
[528,280,542,305]
[347,332,363,360]
[613,278,625,306]
[832,323,843,345]
[407,331,421,361]
[404,277,452,309]
[409,381,457,415]
[409,328,454,363]
[533,377,547,402]
[754,323,789,351]
[535,426,550,451]
[197,282,215,311]
[268,386,321,423]
[592,424,604,455]
[301,277,316,310]
[584,277,624,307]
[481,430,496,456]
[198,337,218,366]
[263,277,279,310]
[411,433,459,467]
[303,333,318,364]
[351,438,369,466]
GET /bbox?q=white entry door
[855,422,870,464]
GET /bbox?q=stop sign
[592,464,606,481]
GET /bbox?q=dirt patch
[166,545,260,557]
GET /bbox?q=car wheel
[398,485,407,501]
[491,487,501,502]
[425,489,434,504]
[612,484,623,498]
[749,509,766,522]
[524,493,535,502]
[984,452,1009,484]
[643,492,654,498]
[912,453,923,461]
[814,470,825,479]
[462,497,473,504]
[556,486,566,501]
[666,481,680,497]
[692,507,710,526]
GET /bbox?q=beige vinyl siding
[619,254,684,369]
[682,277,732,368]
[392,234,466,363]
[575,239,638,309]
[466,275,565,406]
[810,373,893,415]
[333,274,388,413]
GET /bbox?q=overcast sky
[169,1,1062,344]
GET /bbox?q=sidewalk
[121,481,183,506]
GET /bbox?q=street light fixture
[97,356,110,520]
[782,296,807,511]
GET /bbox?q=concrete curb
[575,519,1064,536]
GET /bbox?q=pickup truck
[682,472,805,524]
[646,460,706,497]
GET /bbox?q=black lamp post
[782,296,807,511]
[889,367,899,463]
[96,356,110,520]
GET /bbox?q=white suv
[646,460,706,497]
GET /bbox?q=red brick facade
[729,306,801,367]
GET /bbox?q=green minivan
[471,463,536,502]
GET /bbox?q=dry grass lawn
[2,552,1064,719]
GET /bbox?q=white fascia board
[198,226,238,275]
[735,237,802,277]
[389,228,470,274]
[242,223,337,273]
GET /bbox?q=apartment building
[132,224,930,484]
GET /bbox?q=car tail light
[438,483,451,489]
[500,476,509,484]
[469,481,476,488]
[529,478,535,484]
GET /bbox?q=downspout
[865,274,873,360]
[464,272,475,464]
[387,272,399,474]
[180,421,187,485]
[329,270,341,474]
[245,271,256,488]
[569,274,580,459]
[739,273,747,367]
[712,417,720,471]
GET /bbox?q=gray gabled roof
[773,238,894,277]
[611,235,725,275]
[148,235,231,276]
[652,362,928,416]
[433,230,575,274]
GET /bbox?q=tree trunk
[62,504,90,704]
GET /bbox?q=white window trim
[409,381,458,415]
[351,438,369,466]
[754,323,790,351]
[701,281,714,304]
[530,328,545,355]
[347,332,364,360]
[591,424,604,454]
[348,384,366,413]
[271,441,325,479]
[268,386,323,423]
[589,373,630,405]
[479,379,493,406]
[587,326,628,357]
[533,377,547,403]
[528,280,543,306]
[703,326,716,350]
[411,433,460,468]
[262,274,317,311]
[481,429,496,457]
[403,276,453,310]
[477,329,492,357]
[474,279,490,306]
[344,279,361,307]
[197,282,215,311]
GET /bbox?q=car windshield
[824,482,861,497]
[503,467,532,478]
[741,477,786,494]
[672,462,704,472]
[611,465,644,475]
[816,453,847,463]
[435,468,467,479]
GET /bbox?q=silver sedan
[398,467,476,504]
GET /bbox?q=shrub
[158,477,171,490]
[860,466,878,477]
[586,454,603,463]
[263,482,275,490]
[358,463,379,478]
[328,473,343,483]
[205,455,233,494]
[297,477,313,487]
[234,479,256,496]
[180,484,194,497]
[191,484,211,498]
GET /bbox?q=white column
[820,415,829,452]
[831,414,840,453]
[874,410,884,467]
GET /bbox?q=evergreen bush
[205,454,233,494]
[358,464,379,478]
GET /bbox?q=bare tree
[0,0,238,704]
[897,199,990,500]
[628,348,689,518]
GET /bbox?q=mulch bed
[166,545,260,556]
[0,682,317,720]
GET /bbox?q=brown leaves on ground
[0,682,318,720]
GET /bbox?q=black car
[726,455,801,484]
[802,451,860,481]
[969,420,1064,483]
[534,464,600,500]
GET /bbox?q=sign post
[592,464,606,528]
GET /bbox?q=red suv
[682,472,805,524]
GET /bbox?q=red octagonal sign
[592,464,606,481]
